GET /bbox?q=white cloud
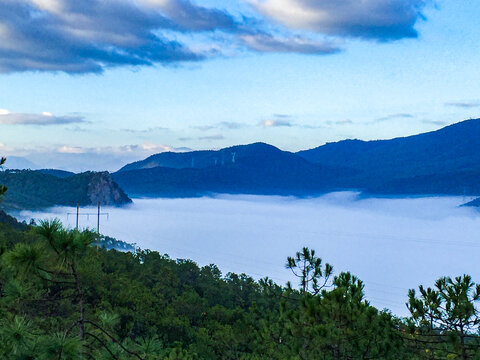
[0,142,12,151]
[0,0,429,74]
[0,141,192,172]
[0,109,84,125]
[198,134,225,141]
[240,33,339,54]
[248,0,428,40]
[136,143,175,152]
[29,0,64,13]
[58,145,85,154]
[445,101,480,109]
[261,119,292,127]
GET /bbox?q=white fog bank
[16,192,480,316]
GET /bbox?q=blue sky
[1,0,480,171]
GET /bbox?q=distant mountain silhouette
[462,197,480,207]
[3,156,38,170]
[114,119,480,198]
[119,143,294,171]
[114,143,354,197]
[297,118,480,194]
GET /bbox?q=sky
[1,0,480,171]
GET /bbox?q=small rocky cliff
[0,170,132,210]
[87,172,132,206]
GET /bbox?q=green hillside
[114,119,480,198]
[1,216,480,359]
[0,170,131,210]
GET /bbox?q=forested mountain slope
[113,143,354,197]
[119,142,308,171]
[0,170,131,209]
[115,119,480,197]
[297,118,480,194]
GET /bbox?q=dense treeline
[1,218,480,359]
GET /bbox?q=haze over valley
[17,193,480,316]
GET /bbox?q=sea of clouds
[16,192,480,316]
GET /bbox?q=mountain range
[113,118,480,199]
[3,118,480,209]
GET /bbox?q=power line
[67,202,109,233]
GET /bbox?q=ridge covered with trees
[113,118,480,199]
[1,217,480,359]
[0,170,131,210]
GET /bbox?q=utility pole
[67,202,109,233]
[76,202,79,230]
[97,202,101,234]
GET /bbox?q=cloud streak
[260,119,292,127]
[374,113,415,122]
[198,134,225,141]
[240,33,339,54]
[249,0,428,41]
[219,121,245,129]
[121,126,170,134]
[0,109,85,125]
[192,122,247,131]
[445,101,480,109]
[326,119,352,126]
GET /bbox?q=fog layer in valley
[17,192,480,316]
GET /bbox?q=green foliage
[96,235,136,251]
[407,275,480,359]
[0,211,479,359]
[0,169,131,210]
[286,246,333,294]
[259,270,404,359]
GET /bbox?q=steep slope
[115,119,480,198]
[299,119,480,174]
[297,119,480,194]
[0,170,132,210]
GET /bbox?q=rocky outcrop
[0,170,132,210]
[87,172,132,206]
